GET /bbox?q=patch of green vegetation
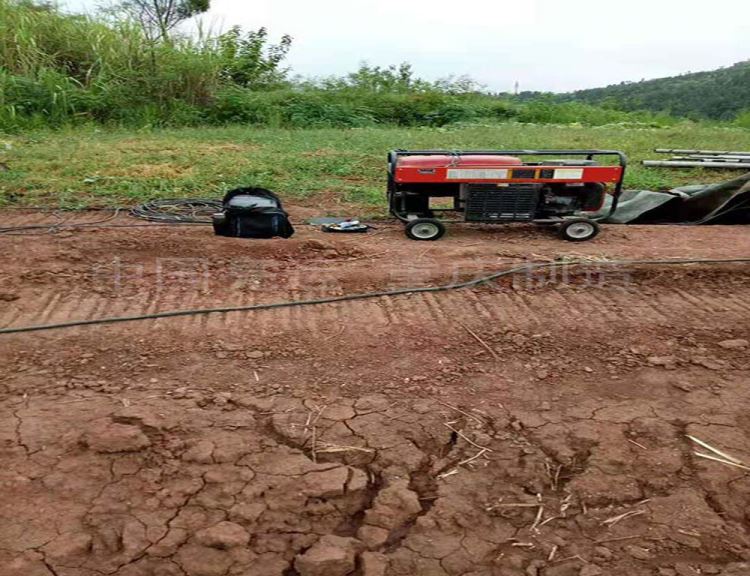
[2,123,749,210]
[0,0,722,131]
[556,60,750,121]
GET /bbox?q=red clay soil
[2,209,750,576]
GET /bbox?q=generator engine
[541,183,607,216]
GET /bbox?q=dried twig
[59,397,97,404]
[538,515,560,528]
[530,504,545,532]
[312,404,327,424]
[627,439,648,450]
[544,461,554,489]
[554,464,562,490]
[304,404,327,440]
[553,554,585,564]
[694,451,750,471]
[457,448,488,467]
[438,468,459,480]
[302,411,313,435]
[602,509,646,527]
[438,401,484,425]
[595,534,645,544]
[559,494,573,517]
[315,443,375,454]
[438,449,490,479]
[311,426,317,463]
[345,250,389,262]
[456,320,499,361]
[547,545,558,562]
[687,435,744,465]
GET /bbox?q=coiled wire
[129,199,222,223]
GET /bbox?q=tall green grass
[0,0,224,128]
[4,123,750,209]
[0,0,739,131]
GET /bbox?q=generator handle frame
[387,149,628,220]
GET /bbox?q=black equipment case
[212,187,294,239]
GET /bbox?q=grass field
[1,123,749,211]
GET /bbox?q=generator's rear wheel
[405,218,446,241]
[559,219,600,242]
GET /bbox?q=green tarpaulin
[598,172,750,224]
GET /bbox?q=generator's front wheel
[559,219,600,242]
[405,218,446,241]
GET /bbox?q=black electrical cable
[1,200,385,235]
[0,200,222,235]
[0,223,213,236]
[2,257,749,336]
[0,209,122,235]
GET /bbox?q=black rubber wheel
[405,218,446,241]
[559,219,600,242]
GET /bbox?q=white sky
[66,0,750,92]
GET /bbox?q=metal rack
[644,149,750,169]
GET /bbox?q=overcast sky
[66,0,749,92]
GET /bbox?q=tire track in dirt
[0,299,23,327]
[688,287,750,315]
[3,280,750,336]
[38,291,62,323]
[462,289,494,321]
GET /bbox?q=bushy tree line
[0,0,734,131]
[559,61,750,121]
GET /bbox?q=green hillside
[562,60,750,120]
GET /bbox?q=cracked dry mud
[2,210,750,576]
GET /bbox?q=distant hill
[559,60,750,120]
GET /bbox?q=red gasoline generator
[388,149,627,241]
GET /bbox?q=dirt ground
[2,208,750,576]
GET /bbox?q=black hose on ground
[1,201,371,234]
[2,257,750,335]
[0,209,122,235]
[0,200,221,235]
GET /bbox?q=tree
[218,27,292,89]
[119,0,209,42]
[342,63,431,93]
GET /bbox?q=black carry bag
[212,187,295,239]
